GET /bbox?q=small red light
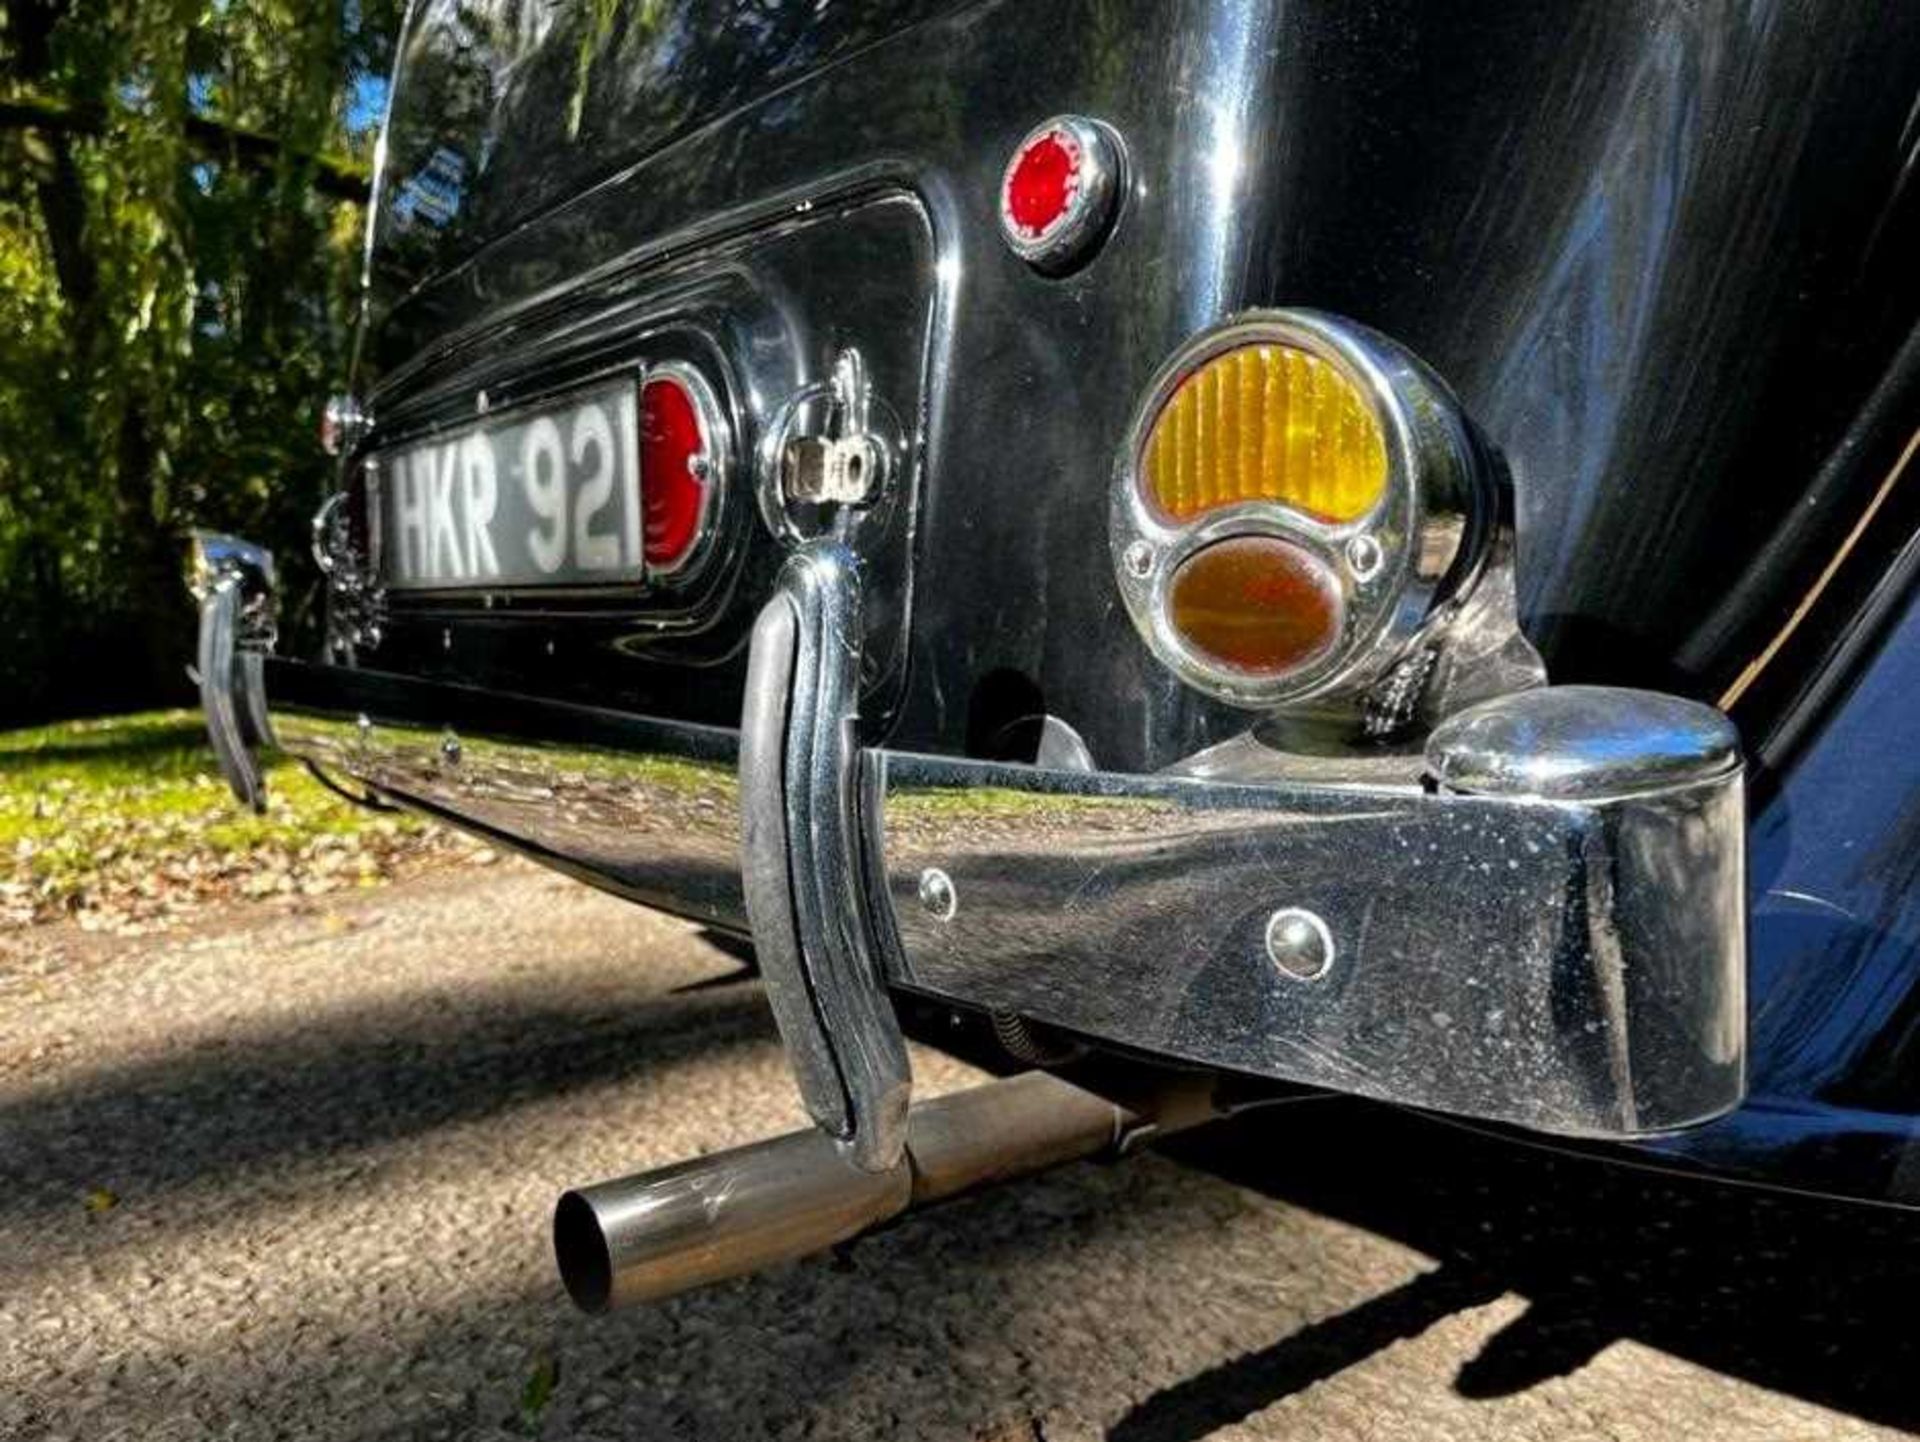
[640,374,708,571]
[999,117,1120,271]
[320,394,365,457]
[1005,129,1079,238]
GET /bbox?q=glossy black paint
[341,0,1920,1204]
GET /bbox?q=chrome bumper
[194,538,1747,1145]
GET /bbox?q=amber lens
[1168,537,1342,676]
[1144,344,1387,524]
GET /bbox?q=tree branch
[0,91,372,203]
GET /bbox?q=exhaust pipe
[554,1070,1219,1312]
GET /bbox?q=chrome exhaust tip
[554,1127,910,1313]
[552,1191,616,1315]
[554,1070,1210,1312]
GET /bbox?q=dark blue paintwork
[1646,572,1920,1204]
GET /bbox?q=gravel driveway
[3,862,1916,1440]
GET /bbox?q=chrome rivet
[440,732,461,766]
[545,639,556,657]
[1265,907,1334,981]
[918,868,958,921]
[1123,540,1155,579]
[441,628,453,652]
[1346,534,1383,582]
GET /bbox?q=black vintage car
[189,0,1920,1310]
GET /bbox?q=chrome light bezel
[1109,310,1492,713]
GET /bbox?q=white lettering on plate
[428,442,463,578]
[459,434,500,578]
[570,402,620,572]
[521,416,567,574]
[386,389,649,584]
[393,451,429,581]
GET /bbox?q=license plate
[374,376,644,590]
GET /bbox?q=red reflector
[640,373,708,570]
[999,116,1120,271]
[1005,130,1078,237]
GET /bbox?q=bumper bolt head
[1265,907,1333,981]
[917,868,958,921]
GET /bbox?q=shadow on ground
[0,969,773,1265]
[10,937,1920,1440]
[1113,1101,1920,1440]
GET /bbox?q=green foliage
[0,707,461,931]
[0,0,401,725]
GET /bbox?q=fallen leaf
[518,1351,561,1434]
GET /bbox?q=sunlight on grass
[0,709,473,932]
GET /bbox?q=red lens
[1168,536,1343,676]
[1005,130,1078,237]
[641,374,707,570]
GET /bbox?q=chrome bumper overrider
[194,537,1747,1145]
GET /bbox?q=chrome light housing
[1110,310,1504,726]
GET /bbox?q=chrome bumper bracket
[740,542,912,1172]
[190,532,277,814]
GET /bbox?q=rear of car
[189,0,1920,1300]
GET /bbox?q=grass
[0,710,459,931]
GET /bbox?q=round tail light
[1111,310,1493,720]
[1168,536,1343,676]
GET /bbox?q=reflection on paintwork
[376,0,957,290]
[1651,580,1920,1202]
[365,0,1920,779]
